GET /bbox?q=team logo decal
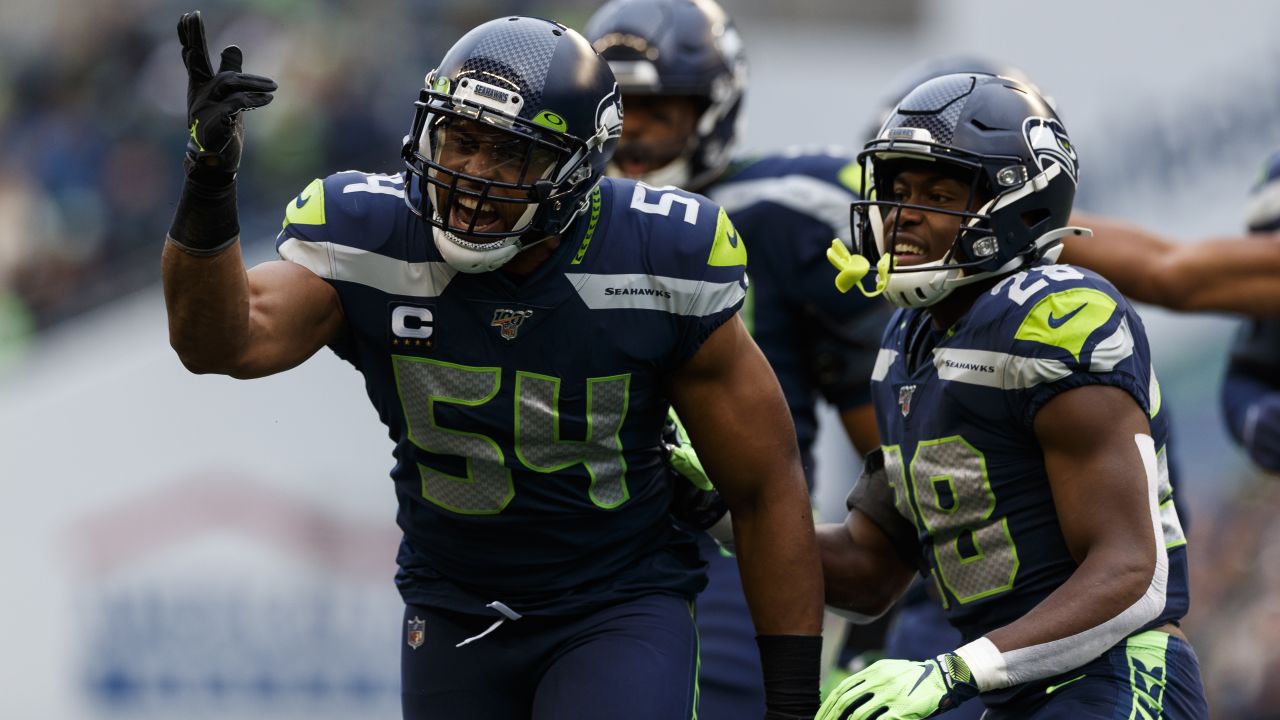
[1022,117,1078,184]
[406,616,425,650]
[594,84,624,145]
[898,384,917,417]
[491,308,533,340]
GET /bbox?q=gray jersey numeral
[394,357,632,514]
[885,437,1019,604]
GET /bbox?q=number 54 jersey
[275,172,748,616]
[870,264,1190,643]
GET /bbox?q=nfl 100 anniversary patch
[491,308,534,341]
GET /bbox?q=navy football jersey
[870,264,1190,643]
[706,150,893,479]
[275,172,748,615]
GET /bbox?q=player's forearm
[728,484,824,635]
[1149,235,1280,314]
[956,542,1162,691]
[162,238,253,375]
[817,521,907,619]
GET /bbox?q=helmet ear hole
[1020,207,1050,228]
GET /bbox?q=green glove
[662,410,712,491]
[816,653,979,720]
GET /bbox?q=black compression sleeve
[168,171,240,256]
[756,634,821,718]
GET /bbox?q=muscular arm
[838,403,880,456]
[1062,211,1280,314]
[818,510,916,619]
[162,239,344,378]
[964,384,1165,686]
[666,315,823,635]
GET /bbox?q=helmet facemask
[403,76,598,272]
[852,133,1066,308]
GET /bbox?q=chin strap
[827,239,892,297]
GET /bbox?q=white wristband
[953,636,1009,692]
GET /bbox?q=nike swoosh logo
[907,663,935,696]
[1047,303,1087,328]
[295,191,313,209]
[1045,674,1087,694]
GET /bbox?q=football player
[161,12,824,720]
[584,1,891,716]
[1221,151,1280,473]
[819,74,1207,718]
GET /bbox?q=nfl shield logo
[898,385,917,417]
[491,308,534,340]
[406,616,425,650]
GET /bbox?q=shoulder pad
[984,264,1138,368]
[707,151,861,241]
[607,178,745,283]
[279,171,406,251]
[276,171,411,280]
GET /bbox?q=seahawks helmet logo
[1023,117,1078,184]
[595,84,624,144]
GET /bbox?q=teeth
[895,243,926,255]
[456,196,496,214]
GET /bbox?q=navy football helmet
[585,0,746,191]
[861,56,1046,145]
[850,73,1082,308]
[403,16,623,273]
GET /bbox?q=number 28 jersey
[870,264,1190,642]
[275,173,747,616]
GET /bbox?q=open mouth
[449,193,504,234]
[891,238,931,266]
[618,158,655,177]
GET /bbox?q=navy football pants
[693,533,767,719]
[981,631,1208,719]
[401,593,699,720]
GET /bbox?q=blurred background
[0,0,1277,717]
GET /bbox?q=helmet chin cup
[607,154,693,190]
[432,225,522,273]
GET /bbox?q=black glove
[177,10,276,184]
[169,10,277,254]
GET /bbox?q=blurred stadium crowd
[0,0,593,344]
[1,1,1277,716]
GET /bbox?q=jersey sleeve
[273,171,407,363]
[275,171,406,278]
[993,267,1156,431]
[658,194,749,369]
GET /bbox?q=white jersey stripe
[277,238,457,298]
[1088,316,1136,373]
[566,273,746,316]
[870,349,899,382]
[932,348,1072,390]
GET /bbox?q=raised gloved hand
[169,11,277,254]
[816,653,979,720]
[1243,393,1280,472]
[177,10,277,183]
[1245,149,1280,233]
